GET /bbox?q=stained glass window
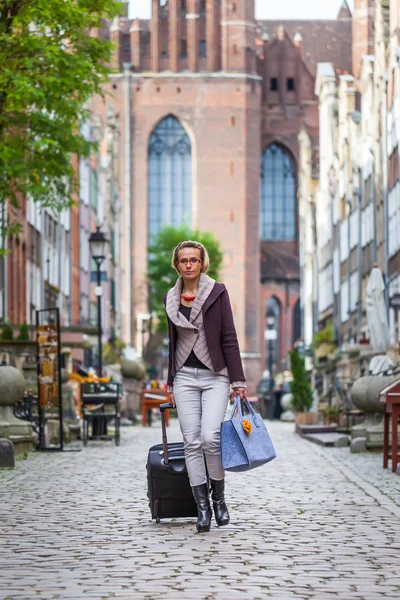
[260,144,296,241]
[148,116,192,242]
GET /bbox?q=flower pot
[323,415,338,426]
[295,412,317,425]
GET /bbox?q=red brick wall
[352,0,376,79]
[129,73,262,389]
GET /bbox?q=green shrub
[0,322,13,341]
[17,322,30,342]
[290,349,314,413]
[313,321,333,348]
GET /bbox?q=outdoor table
[141,389,171,427]
[379,379,400,473]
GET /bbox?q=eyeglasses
[179,258,201,265]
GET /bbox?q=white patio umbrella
[366,266,392,374]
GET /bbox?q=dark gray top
[179,304,210,370]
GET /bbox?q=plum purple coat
[163,282,245,388]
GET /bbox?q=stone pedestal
[0,438,14,468]
[61,369,80,441]
[121,359,146,422]
[351,375,397,448]
[22,362,38,394]
[280,393,295,422]
[0,364,34,461]
[351,437,367,453]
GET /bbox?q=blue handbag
[221,396,277,472]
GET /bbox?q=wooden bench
[142,390,171,427]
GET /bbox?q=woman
[163,240,247,533]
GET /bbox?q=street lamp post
[89,226,108,377]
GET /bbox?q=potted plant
[319,404,343,426]
[289,349,315,425]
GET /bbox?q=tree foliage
[147,225,223,334]
[0,0,121,234]
[289,349,314,413]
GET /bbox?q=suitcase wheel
[154,499,160,523]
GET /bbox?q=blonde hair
[171,240,210,274]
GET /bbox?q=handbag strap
[229,395,260,428]
[229,395,242,420]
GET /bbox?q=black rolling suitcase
[147,402,197,522]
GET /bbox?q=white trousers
[173,366,230,487]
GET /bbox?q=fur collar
[166,273,216,329]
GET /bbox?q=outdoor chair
[81,381,121,446]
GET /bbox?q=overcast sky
[129,0,354,20]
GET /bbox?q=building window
[293,298,301,343]
[270,78,278,91]
[200,0,206,12]
[148,115,192,244]
[90,169,98,210]
[110,229,115,260]
[260,143,296,241]
[180,40,187,57]
[287,78,295,91]
[265,296,281,373]
[199,39,206,57]
[181,0,186,11]
[111,280,116,311]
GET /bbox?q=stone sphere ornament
[0,363,26,408]
[121,359,146,381]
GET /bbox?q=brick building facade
[92,0,353,390]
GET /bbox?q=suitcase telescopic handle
[160,402,174,412]
[159,402,174,464]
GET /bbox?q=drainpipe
[382,71,389,314]
[371,159,377,264]
[356,167,362,340]
[40,209,46,310]
[347,203,351,343]
[57,218,62,320]
[123,63,132,346]
[1,201,7,321]
[330,183,335,340]
[285,279,290,368]
[311,196,318,336]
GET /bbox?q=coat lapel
[189,274,215,323]
[165,273,216,328]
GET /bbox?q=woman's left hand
[233,386,247,400]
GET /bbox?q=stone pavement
[1,419,400,600]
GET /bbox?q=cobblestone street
[1,420,400,600]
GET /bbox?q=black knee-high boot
[192,483,212,533]
[210,479,230,526]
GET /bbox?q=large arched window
[148,115,192,242]
[260,143,296,241]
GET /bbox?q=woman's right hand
[169,392,176,408]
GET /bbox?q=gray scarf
[166,273,216,329]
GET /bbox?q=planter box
[295,412,317,425]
